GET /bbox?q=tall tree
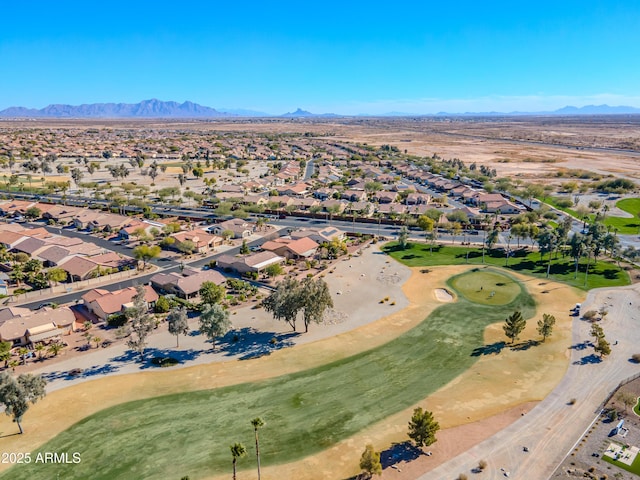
[198,303,230,350]
[230,443,247,480]
[300,277,333,333]
[595,336,611,358]
[503,310,526,344]
[537,229,557,278]
[0,372,47,434]
[262,277,304,331]
[536,313,556,342]
[47,267,67,286]
[251,417,265,480]
[407,407,440,451]
[125,286,155,361]
[397,225,410,250]
[486,226,501,250]
[133,245,161,270]
[359,444,383,478]
[199,281,225,306]
[167,307,189,348]
[569,232,585,279]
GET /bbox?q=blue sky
[1,1,639,114]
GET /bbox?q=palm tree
[47,341,65,357]
[18,347,29,365]
[34,343,45,360]
[251,417,265,480]
[230,443,247,480]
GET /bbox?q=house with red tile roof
[82,285,158,321]
[260,237,319,260]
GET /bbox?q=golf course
[1,268,540,480]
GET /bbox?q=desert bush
[478,460,487,470]
[631,353,640,363]
[582,310,598,321]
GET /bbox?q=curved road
[420,283,640,479]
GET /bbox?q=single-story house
[210,219,255,239]
[290,227,346,244]
[59,256,103,281]
[170,229,223,253]
[216,251,285,274]
[0,306,77,346]
[82,285,159,321]
[483,200,521,214]
[150,269,227,299]
[260,237,319,260]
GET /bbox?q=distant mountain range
[0,99,231,118]
[1,100,639,118]
[280,108,339,118]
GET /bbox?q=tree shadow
[380,441,424,469]
[573,354,602,365]
[41,363,122,382]
[0,431,21,439]
[217,327,298,360]
[570,340,593,350]
[137,348,205,369]
[510,339,541,351]
[471,341,506,356]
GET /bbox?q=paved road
[16,231,267,309]
[420,284,640,480]
[304,159,315,180]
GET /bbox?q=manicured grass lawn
[603,446,640,475]
[382,242,630,291]
[449,269,521,305]
[3,272,535,480]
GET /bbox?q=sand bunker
[434,288,454,302]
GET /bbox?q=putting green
[449,268,521,306]
[2,270,535,480]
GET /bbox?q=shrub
[553,197,574,208]
[631,353,640,363]
[150,356,179,367]
[478,460,487,470]
[154,296,170,313]
[114,326,131,339]
[583,310,598,321]
[457,474,468,480]
[107,313,127,327]
[568,398,577,405]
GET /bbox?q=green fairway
[383,242,629,290]
[537,196,640,234]
[600,198,640,234]
[2,272,535,480]
[450,269,521,305]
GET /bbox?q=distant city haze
[1,1,639,113]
